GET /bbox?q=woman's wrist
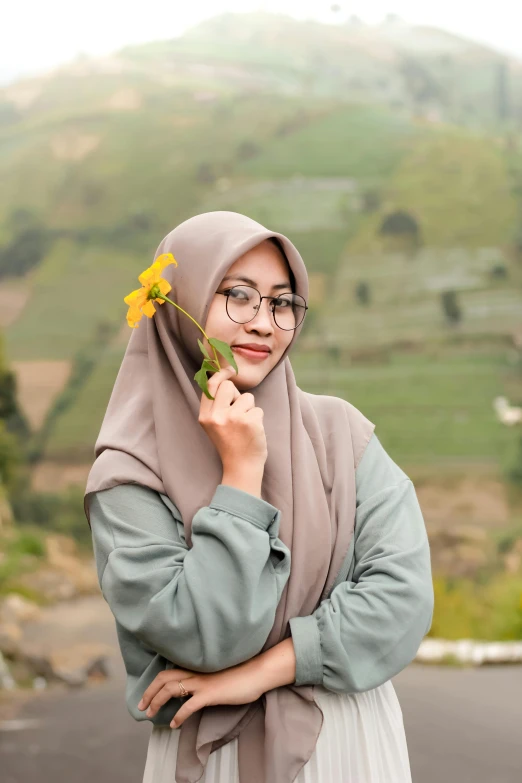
[221,462,265,498]
[250,637,297,692]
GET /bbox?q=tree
[0,209,52,278]
[496,60,510,122]
[196,162,216,184]
[440,290,462,324]
[379,210,421,253]
[236,140,261,161]
[355,281,371,306]
[360,189,381,214]
[506,432,522,486]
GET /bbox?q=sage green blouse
[88,431,434,726]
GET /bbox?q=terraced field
[1,13,522,481]
[291,349,521,469]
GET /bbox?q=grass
[0,526,46,600]
[4,240,140,361]
[43,343,125,460]
[348,128,519,252]
[201,177,362,233]
[281,229,353,276]
[291,349,522,467]
[239,104,417,179]
[315,244,522,350]
[42,340,522,474]
[429,572,522,641]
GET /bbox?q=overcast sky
[3,0,522,86]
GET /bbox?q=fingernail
[146,708,152,717]
[138,699,144,710]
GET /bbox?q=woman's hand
[139,639,297,728]
[138,659,265,728]
[199,366,268,469]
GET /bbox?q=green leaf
[208,338,238,374]
[194,367,214,400]
[201,358,218,373]
[197,338,212,362]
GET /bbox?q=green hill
[0,12,520,475]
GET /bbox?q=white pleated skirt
[142,679,412,783]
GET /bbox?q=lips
[231,345,271,361]
[232,344,271,352]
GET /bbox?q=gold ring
[178,680,189,697]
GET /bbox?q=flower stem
[154,293,221,370]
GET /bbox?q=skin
[138,240,301,727]
[138,639,297,728]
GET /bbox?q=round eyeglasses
[216,285,308,331]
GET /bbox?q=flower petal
[157,279,172,297]
[138,254,176,289]
[126,306,143,328]
[142,299,156,318]
[124,288,146,306]
[138,265,156,288]
[156,253,178,272]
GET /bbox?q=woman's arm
[89,482,291,676]
[140,432,434,724]
[284,432,434,694]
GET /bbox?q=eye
[226,288,249,300]
[273,296,291,307]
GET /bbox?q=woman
[84,211,434,783]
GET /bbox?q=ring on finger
[178,680,189,698]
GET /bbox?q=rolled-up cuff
[289,615,323,686]
[210,484,281,531]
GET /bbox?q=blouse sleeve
[89,482,291,676]
[288,431,434,693]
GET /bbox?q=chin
[227,353,278,390]
[232,368,267,391]
[234,375,261,391]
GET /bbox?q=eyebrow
[221,275,292,290]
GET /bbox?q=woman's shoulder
[298,390,376,468]
[88,482,182,524]
[88,483,186,572]
[356,431,411,503]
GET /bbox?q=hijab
[84,211,375,783]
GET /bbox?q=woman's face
[203,239,295,391]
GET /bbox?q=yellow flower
[124,253,177,328]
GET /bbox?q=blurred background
[0,2,521,781]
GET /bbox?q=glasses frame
[216,285,308,331]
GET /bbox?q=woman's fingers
[170,694,206,729]
[229,390,255,413]
[212,378,241,412]
[200,367,238,414]
[138,668,194,711]
[146,676,196,718]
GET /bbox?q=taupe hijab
[84,211,375,783]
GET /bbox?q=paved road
[0,597,520,782]
[396,663,521,783]
[2,662,520,783]
[0,677,149,783]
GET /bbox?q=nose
[246,297,275,333]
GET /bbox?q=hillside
[0,12,521,481]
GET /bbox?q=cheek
[267,335,292,374]
[277,332,294,357]
[204,299,231,336]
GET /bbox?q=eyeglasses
[216,285,308,331]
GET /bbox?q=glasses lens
[226,286,306,330]
[272,293,307,330]
[226,286,260,324]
